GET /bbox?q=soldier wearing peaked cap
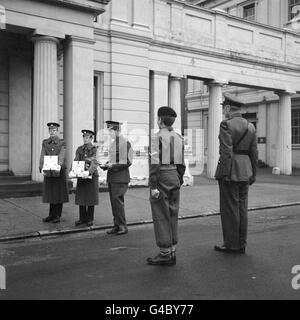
[39,122,69,223]
[147,106,186,266]
[74,129,99,227]
[103,121,133,236]
[214,93,258,254]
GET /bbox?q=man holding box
[39,122,69,223]
[103,121,133,236]
[74,130,99,227]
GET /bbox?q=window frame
[289,0,300,20]
[243,2,256,21]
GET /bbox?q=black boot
[43,204,55,222]
[147,252,175,266]
[86,206,94,226]
[75,206,87,226]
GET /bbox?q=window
[243,3,255,21]
[292,108,300,145]
[289,0,300,20]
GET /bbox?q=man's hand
[222,176,231,182]
[151,188,160,198]
[249,176,256,186]
[81,171,90,179]
[106,162,113,169]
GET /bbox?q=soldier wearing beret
[74,130,99,227]
[147,106,186,266]
[103,121,133,236]
[39,122,69,223]
[214,93,258,254]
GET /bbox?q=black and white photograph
[0,0,300,305]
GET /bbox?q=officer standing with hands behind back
[214,93,258,254]
[39,122,69,223]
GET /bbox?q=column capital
[152,71,170,77]
[31,35,60,45]
[65,35,96,46]
[207,80,227,87]
[169,76,183,81]
[275,90,295,97]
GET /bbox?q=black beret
[221,93,244,108]
[81,129,95,136]
[106,120,122,130]
[47,122,60,128]
[157,106,177,118]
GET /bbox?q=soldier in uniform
[39,122,69,223]
[214,93,258,254]
[103,121,133,236]
[147,106,186,266]
[74,130,99,227]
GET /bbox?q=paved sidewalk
[0,168,299,240]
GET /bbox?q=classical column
[207,82,223,179]
[276,92,292,175]
[257,102,267,164]
[169,76,182,134]
[150,71,169,131]
[32,36,59,182]
[64,36,95,171]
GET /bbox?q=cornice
[34,0,111,15]
[94,28,300,74]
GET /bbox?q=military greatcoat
[39,136,69,204]
[74,143,99,206]
[215,113,258,250]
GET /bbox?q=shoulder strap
[235,122,249,147]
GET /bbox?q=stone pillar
[150,71,169,131]
[169,76,182,134]
[257,102,267,163]
[32,36,59,182]
[207,82,223,179]
[276,92,292,175]
[64,36,95,171]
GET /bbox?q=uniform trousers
[108,183,128,227]
[150,170,180,249]
[79,206,94,222]
[49,203,63,218]
[218,179,249,250]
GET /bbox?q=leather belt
[160,165,177,171]
[233,150,250,155]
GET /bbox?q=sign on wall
[258,137,266,144]
[0,5,5,29]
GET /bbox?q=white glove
[81,171,90,179]
[151,189,160,198]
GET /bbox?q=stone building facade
[187,0,300,171]
[0,0,300,184]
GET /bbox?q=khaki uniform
[106,135,133,229]
[215,113,258,250]
[149,127,186,249]
[39,136,69,218]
